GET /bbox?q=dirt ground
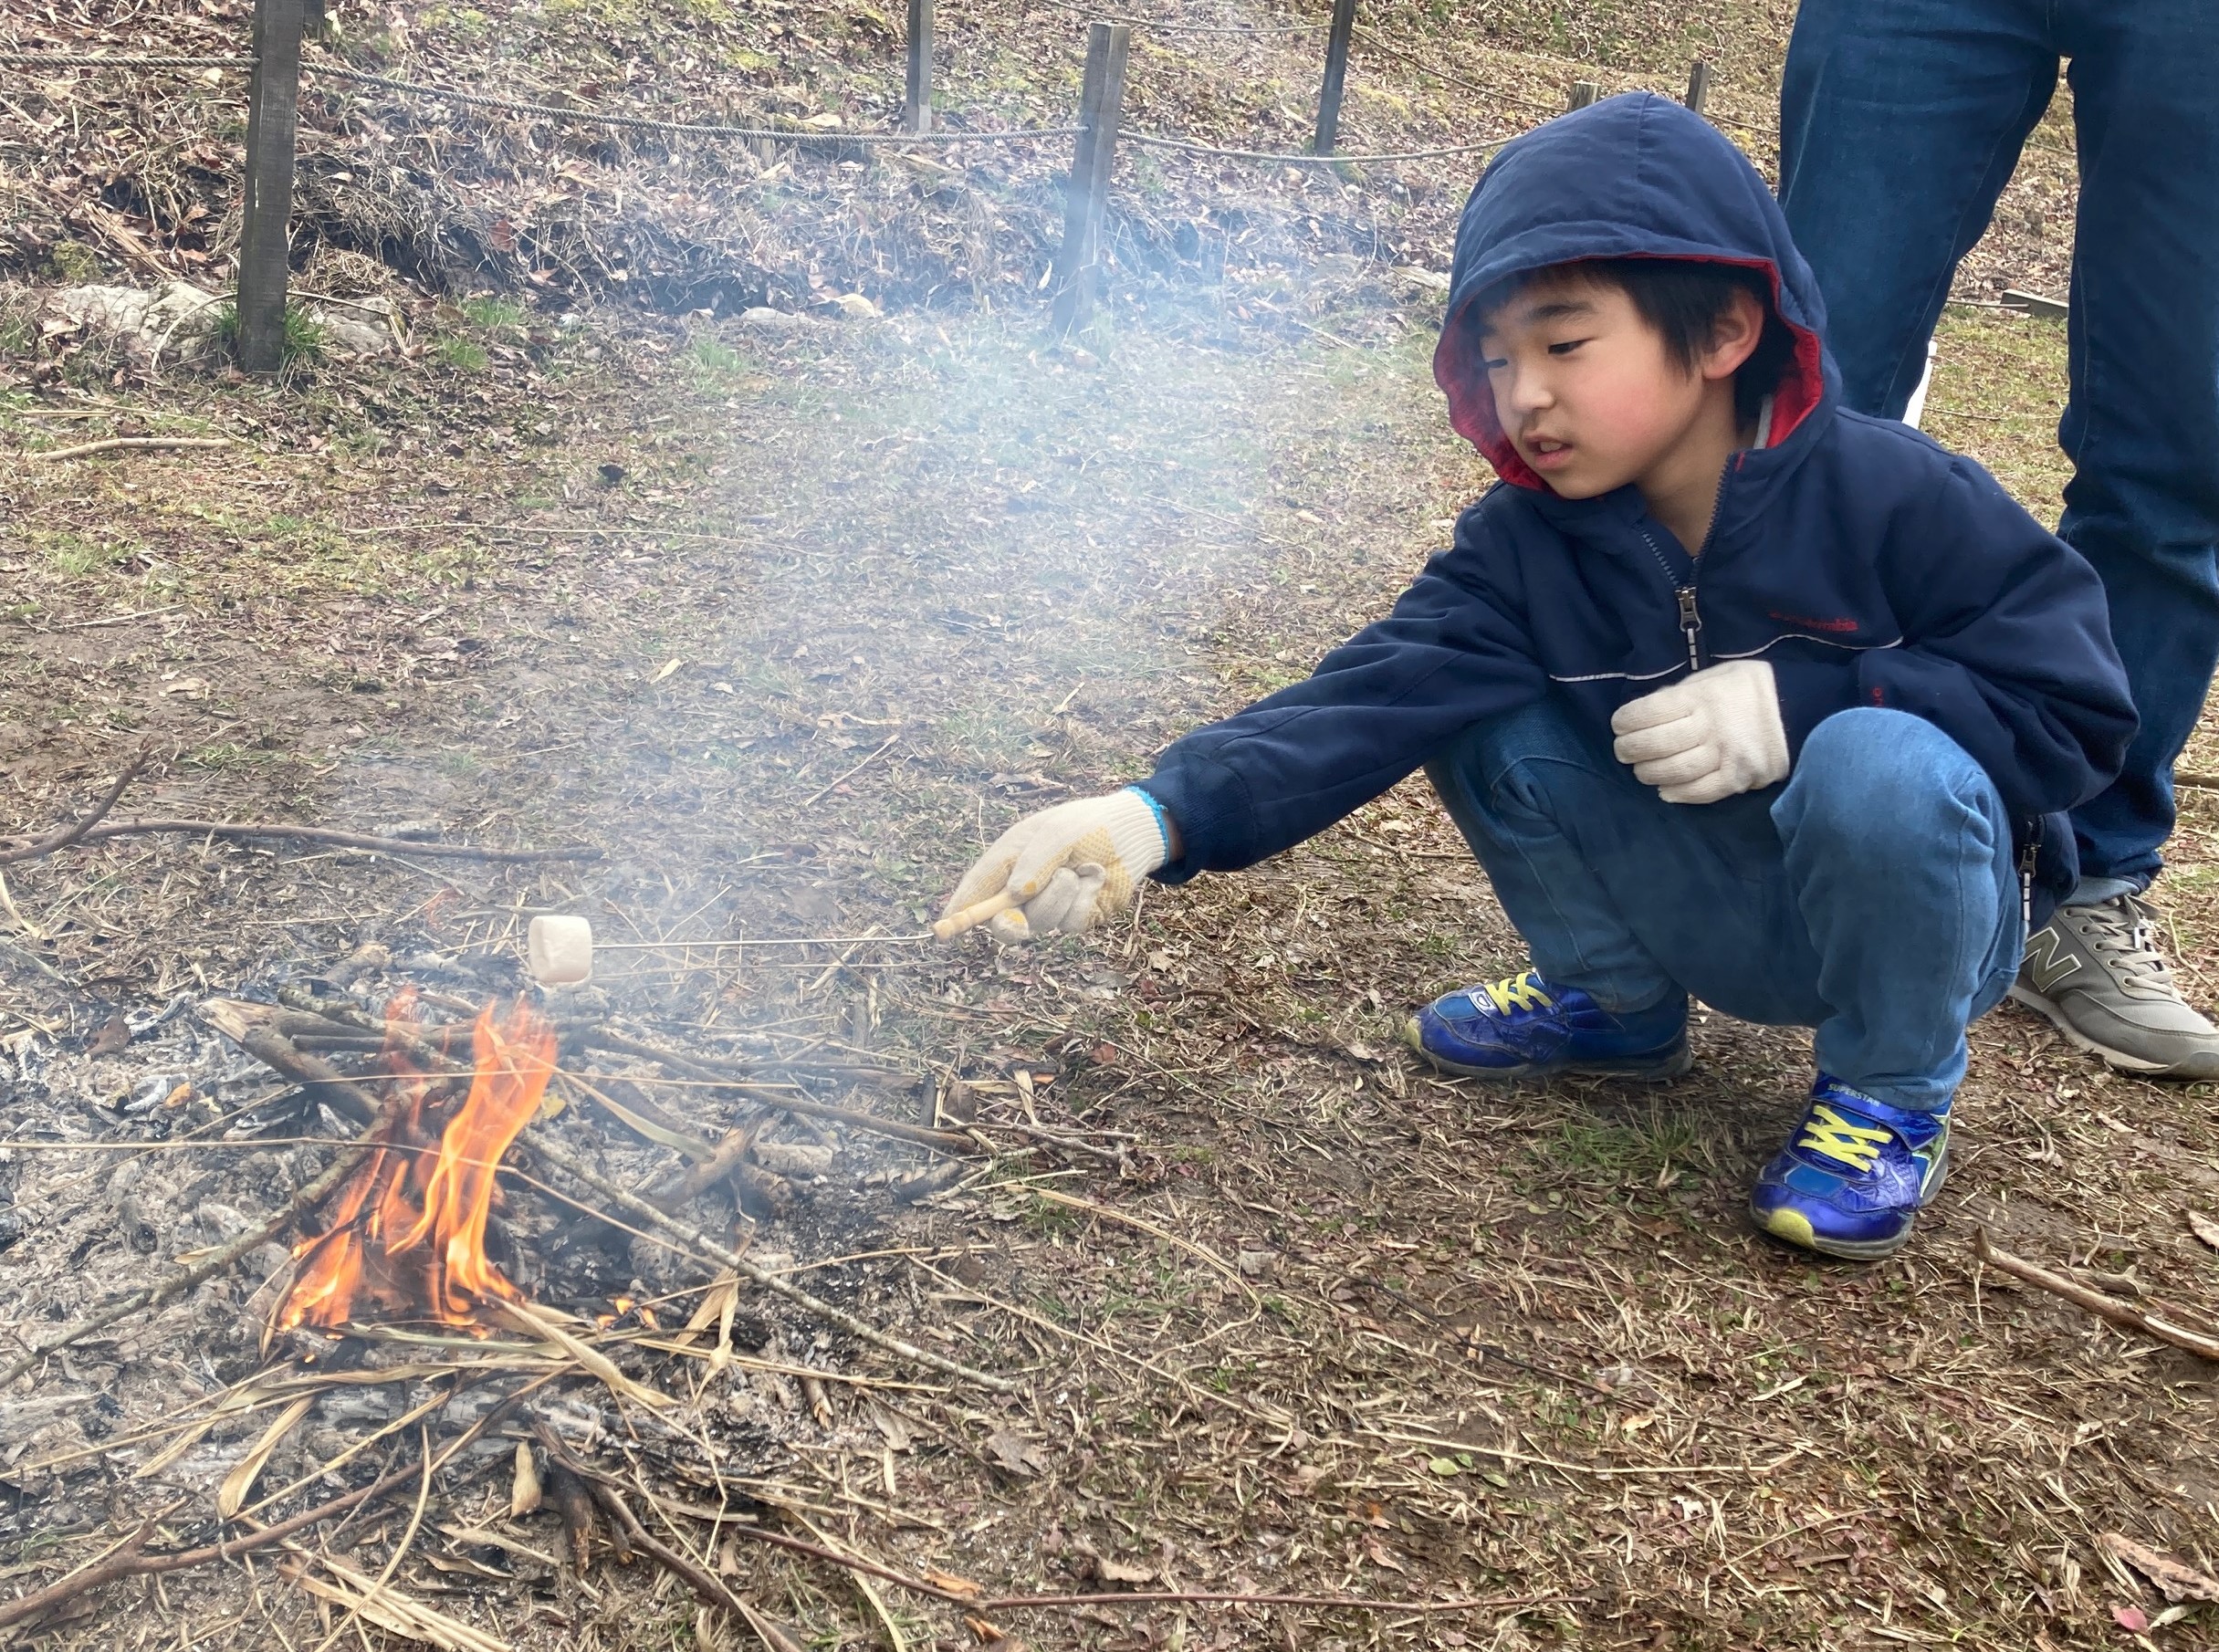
[4,3,2215,1651]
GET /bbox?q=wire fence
[0,3,1732,361]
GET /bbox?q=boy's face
[1475,274,1714,499]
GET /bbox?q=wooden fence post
[1049,21,1131,338]
[904,0,934,133]
[1683,58,1711,118]
[1312,0,1358,155]
[1566,79,1599,111]
[237,0,307,373]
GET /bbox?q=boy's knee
[1777,708,2000,849]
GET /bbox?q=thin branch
[581,1028,958,1150]
[1974,1229,2219,1361]
[0,749,151,865]
[0,816,602,863]
[0,1463,416,1630]
[28,435,233,462]
[535,1427,807,1652]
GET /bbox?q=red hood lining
[1435,254,1825,493]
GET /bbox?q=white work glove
[940,787,1170,942]
[1610,659,1790,805]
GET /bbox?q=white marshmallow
[528,915,594,986]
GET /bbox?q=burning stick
[277,999,558,1334]
[931,888,1019,940]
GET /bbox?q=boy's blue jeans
[1777,0,2219,898]
[1425,701,2022,1112]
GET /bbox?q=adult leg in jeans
[2053,2,2219,897]
[1778,0,2055,419]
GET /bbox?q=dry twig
[581,1028,959,1150]
[534,1425,807,1652]
[1974,1229,2219,1360]
[0,749,151,865]
[28,435,233,462]
[5,816,603,862]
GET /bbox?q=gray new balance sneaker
[2011,894,2219,1078]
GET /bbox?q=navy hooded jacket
[1140,92,2134,925]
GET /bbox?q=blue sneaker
[1749,1076,1951,1260]
[1403,971,1690,1081]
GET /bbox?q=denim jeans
[1776,0,2219,896]
[1425,701,2023,1111]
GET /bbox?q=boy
[939,94,2133,1260]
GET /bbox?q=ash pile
[0,940,1056,1646]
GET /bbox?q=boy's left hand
[1610,660,1790,804]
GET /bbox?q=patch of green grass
[683,333,756,391]
[37,531,131,577]
[432,335,490,372]
[1924,308,2071,525]
[1545,1104,1704,1188]
[460,295,527,331]
[212,300,325,367]
[183,741,275,770]
[47,240,102,283]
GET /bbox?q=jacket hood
[1433,92,1835,491]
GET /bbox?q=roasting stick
[931,887,1019,940]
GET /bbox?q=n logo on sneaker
[2021,925,2083,994]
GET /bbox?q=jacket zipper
[1636,528,1704,673]
[1638,462,1735,675]
[2017,819,2041,927]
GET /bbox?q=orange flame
[278,995,557,1333]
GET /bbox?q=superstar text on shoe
[1403,971,1691,1081]
[1749,1075,1950,1260]
[2011,894,2219,1079]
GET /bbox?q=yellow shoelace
[1481,972,1554,1015]
[1796,1103,1893,1172]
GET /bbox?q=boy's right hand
[938,789,1172,942]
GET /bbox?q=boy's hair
[1471,258,1798,423]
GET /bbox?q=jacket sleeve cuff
[1135,756,1256,885]
[1769,654,1858,761]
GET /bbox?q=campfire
[278,993,554,1333]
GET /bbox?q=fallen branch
[28,435,233,463]
[201,999,384,1125]
[0,1461,416,1630]
[0,1021,409,1386]
[0,816,603,863]
[1974,1229,2219,1361]
[516,1137,1014,1393]
[0,750,151,865]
